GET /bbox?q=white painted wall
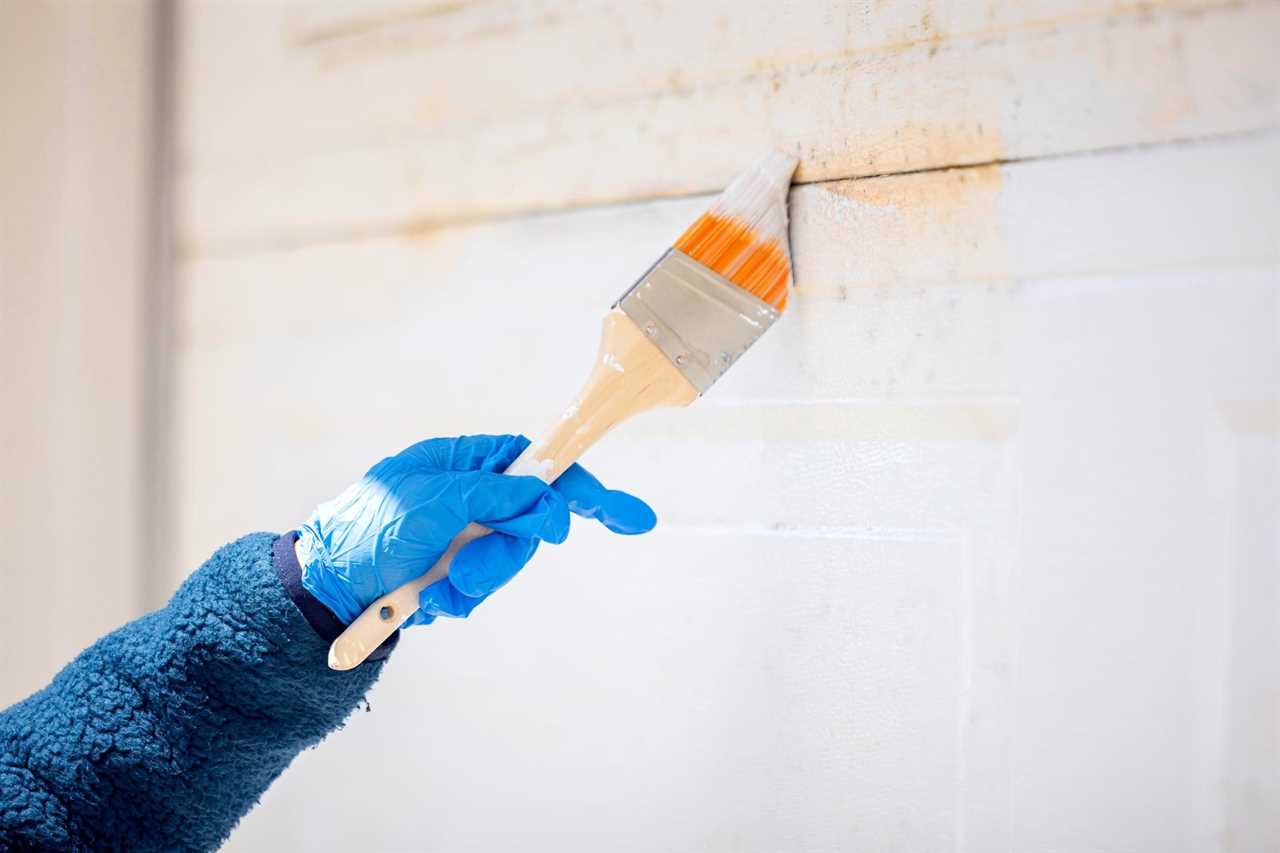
[171,2,1279,850]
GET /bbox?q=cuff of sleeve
[272,531,399,663]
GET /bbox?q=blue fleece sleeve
[0,532,393,852]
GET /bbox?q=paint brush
[329,149,799,670]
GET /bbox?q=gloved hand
[295,434,656,626]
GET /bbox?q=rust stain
[1145,29,1197,128]
[295,0,473,47]
[791,125,1009,296]
[312,3,567,68]
[918,0,944,58]
[399,217,453,246]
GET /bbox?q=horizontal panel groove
[179,126,1279,260]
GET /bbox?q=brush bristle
[674,149,798,311]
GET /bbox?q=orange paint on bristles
[675,212,790,312]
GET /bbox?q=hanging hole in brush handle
[327,310,699,670]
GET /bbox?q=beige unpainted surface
[0,2,153,707]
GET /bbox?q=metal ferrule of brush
[615,249,781,394]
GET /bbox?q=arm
[0,433,652,852]
[0,532,394,852]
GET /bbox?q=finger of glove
[401,610,436,628]
[395,434,530,473]
[451,472,570,543]
[449,532,539,598]
[419,576,487,619]
[552,463,657,535]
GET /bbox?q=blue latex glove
[295,434,656,626]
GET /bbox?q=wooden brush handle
[327,309,698,670]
